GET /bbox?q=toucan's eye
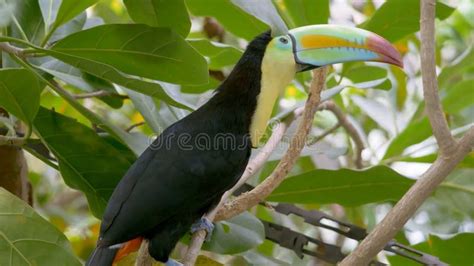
[279,37,288,44]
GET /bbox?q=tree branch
[339,1,474,264]
[419,0,457,155]
[0,42,25,59]
[125,121,145,132]
[306,122,340,146]
[0,135,26,146]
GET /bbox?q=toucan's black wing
[98,116,249,246]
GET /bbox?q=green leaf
[383,118,432,160]
[7,0,45,45]
[188,39,243,70]
[0,69,41,126]
[47,24,208,85]
[362,0,455,42]
[268,166,413,206]
[186,0,269,40]
[437,169,474,218]
[52,0,98,29]
[123,0,191,37]
[438,48,474,89]
[40,59,123,109]
[203,212,265,254]
[280,0,329,26]
[50,12,87,43]
[344,65,392,90]
[442,79,474,114]
[0,2,14,27]
[345,66,387,83]
[39,0,61,28]
[181,77,220,94]
[33,107,132,217]
[384,80,472,159]
[122,88,165,134]
[0,188,81,266]
[388,233,474,266]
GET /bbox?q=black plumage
[87,31,272,265]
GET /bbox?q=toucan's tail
[86,246,118,266]
[86,238,143,266]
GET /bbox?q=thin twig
[73,90,129,99]
[306,122,340,146]
[319,101,365,169]
[125,122,145,132]
[340,1,474,264]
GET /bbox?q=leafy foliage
[33,108,132,217]
[0,188,81,266]
[0,0,472,265]
[268,166,413,206]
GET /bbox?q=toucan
[86,25,402,265]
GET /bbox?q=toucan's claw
[165,258,183,266]
[190,217,214,242]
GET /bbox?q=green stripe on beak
[288,25,403,71]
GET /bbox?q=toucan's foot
[190,217,214,241]
[165,258,183,266]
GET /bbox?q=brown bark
[0,108,32,205]
[0,145,31,205]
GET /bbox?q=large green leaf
[362,0,454,42]
[267,166,413,206]
[0,188,81,266]
[7,0,45,45]
[344,65,392,90]
[123,0,191,37]
[442,79,474,114]
[47,24,208,85]
[186,0,269,40]
[388,233,474,266]
[40,59,123,109]
[52,0,98,29]
[33,107,132,217]
[279,0,329,27]
[188,39,242,70]
[0,69,41,126]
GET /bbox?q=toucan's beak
[289,25,403,71]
